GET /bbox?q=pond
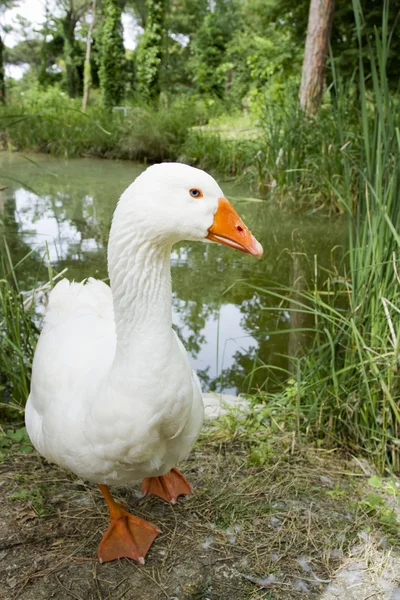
[0,153,346,395]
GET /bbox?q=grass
[1,415,400,599]
[1,86,207,163]
[0,239,65,416]
[0,246,40,415]
[241,0,400,473]
[182,94,357,213]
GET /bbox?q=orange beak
[206,197,263,259]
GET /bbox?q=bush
[1,88,203,162]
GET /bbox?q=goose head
[113,162,263,259]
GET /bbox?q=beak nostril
[237,226,243,233]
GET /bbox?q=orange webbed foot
[97,484,160,564]
[141,468,192,504]
[98,509,160,564]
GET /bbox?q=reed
[250,0,400,472]
[0,242,41,415]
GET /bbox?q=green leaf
[368,475,383,489]
[19,445,33,454]
[11,490,28,500]
[364,493,384,508]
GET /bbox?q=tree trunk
[299,0,335,114]
[82,0,96,111]
[0,34,5,105]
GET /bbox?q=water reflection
[0,154,346,394]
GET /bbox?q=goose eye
[189,188,203,199]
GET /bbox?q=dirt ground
[1,424,400,600]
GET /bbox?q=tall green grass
[0,243,41,416]
[182,86,360,213]
[250,0,400,472]
[1,87,206,162]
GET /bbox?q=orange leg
[141,468,192,504]
[97,484,160,564]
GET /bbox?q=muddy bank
[1,424,399,600]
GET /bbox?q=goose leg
[141,468,192,504]
[97,484,160,564]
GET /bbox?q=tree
[0,32,5,104]
[57,0,91,97]
[299,0,335,113]
[98,0,125,107]
[126,0,147,28]
[167,0,208,37]
[190,0,240,99]
[82,0,96,110]
[136,0,166,102]
[38,5,54,86]
[191,12,226,98]
[0,0,19,104]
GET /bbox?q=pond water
[0,153,346,395]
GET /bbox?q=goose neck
[108,237,173,353]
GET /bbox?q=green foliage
[356,491,400,543]
[300,1,400,471]
[167,0,209,36]
[37,8,62,87]
[136,0,166,102]
[331,0,400,89]
[5,38,42,68]
[228,1,400,472]
[182,88,356,211]
[1,86,204,160]
[0,244,41,413]
[132,0,210,96]
[0,34,5,105]
[243,0,400,92]
[98,0,125,107]
[190,12,227,98]
[0,427,33,462]
[182,130,259,181]
[224,1,303,105]
[61,18,82,98]
[2,85,116,155]
[368,475,383,489]
[4,0,399,109]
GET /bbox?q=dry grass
[0,424,399,600]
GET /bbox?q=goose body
[25,163,262,563]
[26,277,203,485]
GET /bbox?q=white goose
[25,163,263,564]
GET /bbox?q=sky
[2,0,138,49]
